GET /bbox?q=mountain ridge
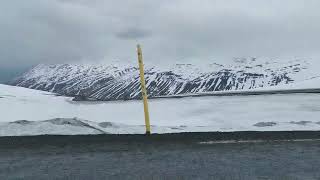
[10,58,315,101]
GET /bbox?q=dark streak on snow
[290,121,312,125]
[10,118,108,134]
[98,122,114,128]
[46,118,108,134]
[254,122,277,127]
[10,120,34,125]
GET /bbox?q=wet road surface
[1,132,320,180]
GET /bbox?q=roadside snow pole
[137,44,151,135]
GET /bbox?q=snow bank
[1,84,320,136]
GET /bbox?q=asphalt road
[1,132,320,180]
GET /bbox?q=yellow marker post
[137,44,151,135]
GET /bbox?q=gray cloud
[0,0,320,69]
[115,28,152,40]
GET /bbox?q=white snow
[1,84,320,136]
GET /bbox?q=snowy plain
[1,84,320,136]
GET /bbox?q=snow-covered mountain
[10,58,319,101]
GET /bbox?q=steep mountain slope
[11,58,317,101]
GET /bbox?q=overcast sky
[1,0,320,79]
